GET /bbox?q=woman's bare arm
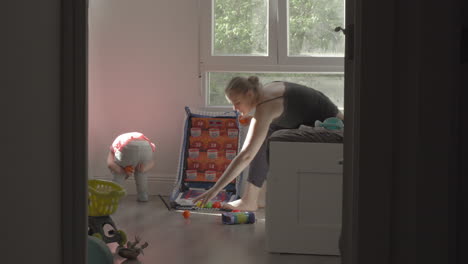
[214,113,272,188]
[336,111,344,120]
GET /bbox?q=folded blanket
[269,125,343,143]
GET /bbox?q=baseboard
[92,173,176,196]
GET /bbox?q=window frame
[199,0,345,108]
[199,0,279,67]
[277,0,346,66]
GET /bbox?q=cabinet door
[266,142,343,255]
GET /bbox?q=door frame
[61,1,88,263]
[341,0,394,262]
[61,0,401,263]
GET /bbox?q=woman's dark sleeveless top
[267,82,339,129]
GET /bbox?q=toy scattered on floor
[232,209,240,212]
[88,179,127,246]
[182,210,191,219]
[175,188,235,211]
[221,211,256,225]
[124,165,135,178]
[117,236,149,260]
[239,116,252,126]
[88,235,113,264]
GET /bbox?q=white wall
[88,0,202,195]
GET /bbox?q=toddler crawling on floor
[107,132,156,202]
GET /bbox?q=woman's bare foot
[224,198,258,211]
[223,182,261,211]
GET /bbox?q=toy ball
[239,116,252,125]
[182,210,191,219]
[124,166,134,173]
[205,202,213,208]
[212,201,221,208]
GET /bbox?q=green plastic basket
[88,179,126,216]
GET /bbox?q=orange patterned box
[225,119,238,129]
[185,116,239,184]
[227,128,239,138]
[190,127,202,137]
[187,148,201,159]
[206,140,222,150]
[225,149,237,161]
[184,171,219,182]
[185,169,198,181]
[191,118,208,129]
[204,170,217,181]
[189,139,204,150]
[187,151,227,163]
[185,167,235,182]
[189,135,209,150]
[186,160,205,172]
[207,118,227,129]
[208,127,222,138]
[224,138,238,150]
[189,132,238,151]
[206,149,226,160]
[206,135,238,150]
[191,117,236,130]
[187,151,208,163]
[205,158,227,172]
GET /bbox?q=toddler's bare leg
[134,171,148,202]
[112,172,126,186]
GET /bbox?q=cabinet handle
[338,160,343,165]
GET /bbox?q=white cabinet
[265,142,343,255]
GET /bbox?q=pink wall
[88,0,203,194]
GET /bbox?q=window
[200,0,345,108]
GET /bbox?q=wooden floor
[106,195,341,264]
